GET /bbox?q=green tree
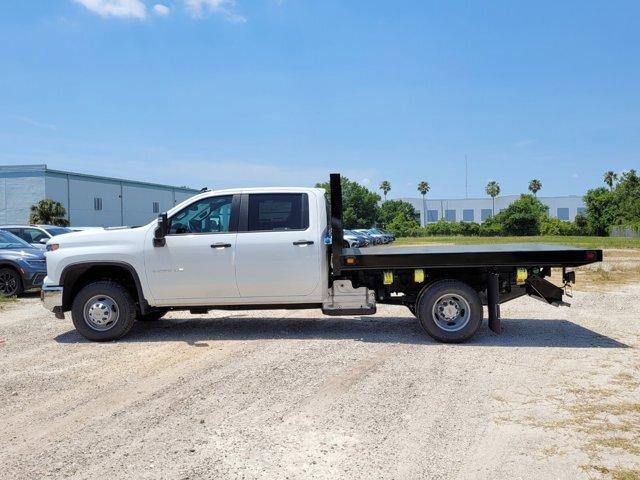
[417,181,430,226]
[316,176,380,229]
[485,181,501,216]
[28,199,69,226]
[378,200,419,229]
[379,180,391,202]
[386,213,420,236]
[528,179,542,196]
[583,187,617,236]
[603,171,617,190]
[613,169,640,226]
[492,194,548,236]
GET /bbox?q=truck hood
[48,225,150,248]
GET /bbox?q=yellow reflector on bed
[516,268,528,284]
[383,271,393,285]
[414,269,425,283]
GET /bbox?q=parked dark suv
[0,230,47,296]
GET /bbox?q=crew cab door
[144,194,240,303]
[235,192,322,299]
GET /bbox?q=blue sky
[0,1,638,199]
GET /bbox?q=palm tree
[379,180,391,202]
[485,181,501,217]
[603,171,617,190]
[528,179,542,196]
[417,181,430,226]
[28,199,69,226]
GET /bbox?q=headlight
[46,243,60,252]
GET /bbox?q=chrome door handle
[211,243,232,248]
[293,240,314,246]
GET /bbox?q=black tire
[0,267,23,296]
[416,280,482,343]
[138,308,169,322]
[71,281,137,341]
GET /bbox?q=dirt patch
[1,285,639,479]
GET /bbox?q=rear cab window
[246,193,309,232]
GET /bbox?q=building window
[445,209,456,222]
[481,209,492,221]
[462,209,474,222]
[557,207,570,221]
[94,197,102,211]
[153,202,160,213]
[427,210,439,223]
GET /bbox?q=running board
[525,276,569,307]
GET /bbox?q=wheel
[138,308,169,321]
[416,280,482,343]
[0,267,23,296]
[71,281,137,341]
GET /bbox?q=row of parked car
[0,224,101,296]
[342,228,395,248]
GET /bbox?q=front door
[235,192,322,299]
[145,194,240,304]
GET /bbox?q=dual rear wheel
[408,280,483,343]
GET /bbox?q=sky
[0,0,638,199]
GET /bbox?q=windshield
[44,227,72,236]
[0,230,33,250]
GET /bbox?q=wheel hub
[83,295,119,331]
[431,294,471,332]
[0,272,17,295]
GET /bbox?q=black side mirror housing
[153,213,168,247]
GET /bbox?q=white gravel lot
[0,283,639,480]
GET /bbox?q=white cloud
[17,116,57,131]
[515,139,537,147]
[184,0,247,22]
[73,0,146,19]
[153,3,170,15]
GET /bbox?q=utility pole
[465,155,468,199]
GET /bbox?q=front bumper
[41,285,65,319]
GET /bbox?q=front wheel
[71,281,137,341]
[0,268,23,296]
[416,280,482,343]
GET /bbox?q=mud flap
[525,276,567,306]
[487,272,501,334]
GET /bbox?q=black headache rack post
[330,173,344,277]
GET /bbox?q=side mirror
[153,213,168,247]
[39,238,49,244]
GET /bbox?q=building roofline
[0,164,200,193]
[397,194,584,202]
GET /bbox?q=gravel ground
[0,283,639,480]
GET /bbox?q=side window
[23,228,49,243]
[4,228,23,240]
[247,193,309,232]
[169,195,233,234]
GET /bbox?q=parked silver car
[0,225,73,250]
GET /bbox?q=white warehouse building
[399,194,586,226]
[0,164,199,227]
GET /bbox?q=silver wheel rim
[83,295,119,331]
[0,271,18,295]
[431,294,471,332]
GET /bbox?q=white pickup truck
[42,174,602,343]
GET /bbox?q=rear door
[235,192,322,299]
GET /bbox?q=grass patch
[0,294,17,308]
[395,235,640,249]
[582,465,640,480]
